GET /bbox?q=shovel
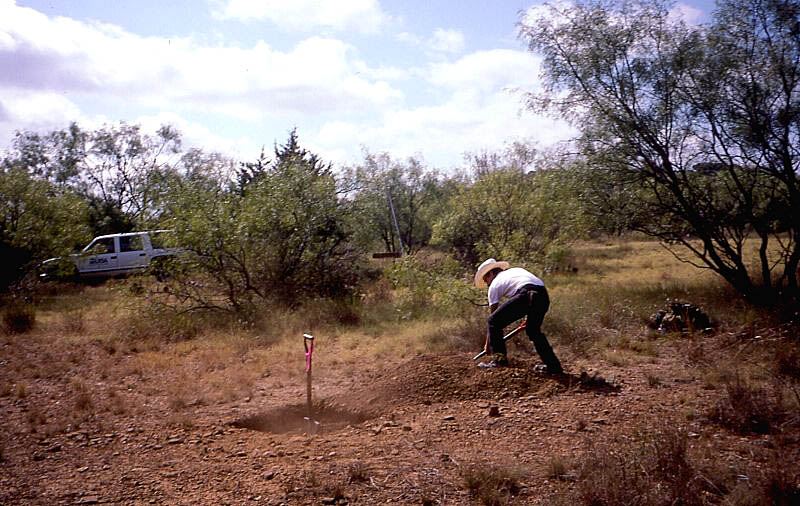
[302,333,320,434]
[473,319,527,361]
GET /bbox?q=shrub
[544,455,570,480]
[708,375,783,434]
[386,254,478,319]
[2,301,36,334]
[347,461,369,483]
[776,342,800,380]
[728,452,800,505]
[159,132,365,313]
[461,462,523,505]
[567,428,728,506]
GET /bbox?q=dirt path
[1,332,795,504]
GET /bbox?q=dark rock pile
[648,301,713,334]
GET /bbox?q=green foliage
[155,131,363,313]
[0,167,91,291]
[84,122,182,229]
[349,151,447,253]
[432,165,587,267]
[6,121,184,235]
[385,254,481,318]
[520,0,800,303]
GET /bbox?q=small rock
[264,471,276,480]
[236,451,247,457]
[32,453,44,462]
[688,432,700,439]
[167,438,183,445]
[77,466,89,473]
[488,406,501,417]
[592,418,607,425]
[402,425,412,432]
[78,496,100,504]
[321,498,337,505]
[442,415,455,421]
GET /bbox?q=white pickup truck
[40,230,181,280]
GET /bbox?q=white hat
[474,258,510,288]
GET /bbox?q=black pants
[487,285,562,372]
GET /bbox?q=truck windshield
[85,237,115,254]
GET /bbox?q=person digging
[475,258,563,373]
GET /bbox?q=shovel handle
[303,334,314,372]
[472,319,527,361]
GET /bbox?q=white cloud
[0,1,575,170]
[669,3,706,25]
[429,28,465,54]
[0,3,403,123]
[429,49,541,94]
[213,0,390,33]
[520,0,576,30]
[0,89,84,143]
[313,93,574,169]
[395,31,422,46]
[311,48,574,168]
[135,111,256,158]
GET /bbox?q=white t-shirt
[487,267,544,305]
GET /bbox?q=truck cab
[41,230,180,280]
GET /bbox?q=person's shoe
[478,354,509,368]
[534,364,564,375]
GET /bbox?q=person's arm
[483,303,499,353]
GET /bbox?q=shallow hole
[232,401,372,434]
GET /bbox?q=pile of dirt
[331,354,619,414]
[230,354,622,436]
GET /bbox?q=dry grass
[2,238,798,505]
[2,301,36,334]
[460,461,524,506]
[557,428,711,506]
[544,454,570,480]
[22,240,741,390]
[708,374,788,434]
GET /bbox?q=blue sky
[1,0,714,169]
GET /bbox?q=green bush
[154,131,366,314]
[386,254,478,318]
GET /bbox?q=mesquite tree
[520,0,800,303]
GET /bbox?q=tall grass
[20,238,798,408]
[546,240,746,357]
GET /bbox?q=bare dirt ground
[1,327,798,505]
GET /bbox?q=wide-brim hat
[474,258,510,288]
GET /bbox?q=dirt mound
[332,354,620,414]
[232,354,620,436]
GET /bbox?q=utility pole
[386,188,405,256]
